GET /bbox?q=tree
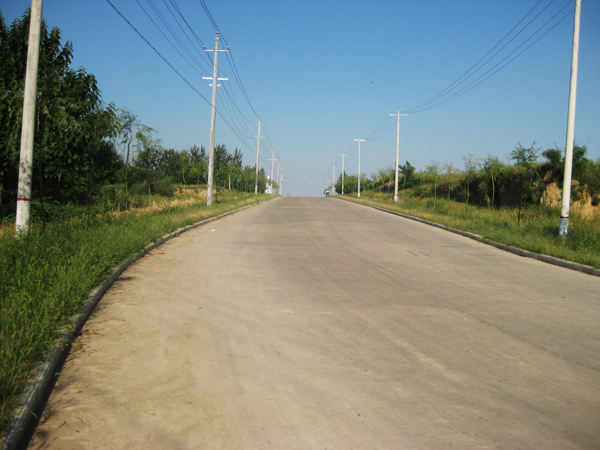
[399,161,415,189]
[425,161,441,207]
[114,109,155,206]
[462,153,480,205]
[542,143,589,185]
[157,148,181,180]
[0,10,121,207]
[479,155,504,219]
[443,161,456,200]
[373,166,394,192]
[510,142,541,226]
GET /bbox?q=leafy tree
[373,166,394,192]
[336,173,359,195]
[114,109,154,205]
[0,10,120,207]
[542,143,589,183]
[399,161,416,190]
[188,145,208,184]
[479,155,504,212]
[132,131,163,196]
[543,144,599,203]
[132,132,161,171]
[443,161,457,200]
[157,148,181,180]
[461,153,480,205]
[425,161,441,206]
[511,142,541,225]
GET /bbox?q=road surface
[29,197,600,449]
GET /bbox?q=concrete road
[29,197,600,449]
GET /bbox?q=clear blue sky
[3,0,599,196]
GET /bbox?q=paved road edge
[337,197,600,278]
[0,199,275,450]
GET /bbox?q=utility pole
[269,148,276,194]
[276,160,280,195]
[278,167,284,195]
[15,0,43,236]
[254,118,263,195]
[354,139,365,197]
[203,32,228,206]
[390,112,407,203]
[339,154,347,195]
[559,0,581,237]
[332,164,336,195]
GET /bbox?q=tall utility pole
[559,0,582,237]
[203,32,228,206]
[254,118,263,195]
[339,154,347,195]
[390,112,407,203]
[278,167,284,195]
[276,160,280,195]
[269,148,276,194]
[354,139,365,197]
[15,0,43,235]
[331,164,336,195]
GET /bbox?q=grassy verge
[342,191,600,269]
[0,190,276,432]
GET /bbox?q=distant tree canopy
[0,9,121,205]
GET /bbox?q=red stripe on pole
[17,198,31,202]
[560,216,569,219]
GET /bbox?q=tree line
[0,9,271,221]
[334,142,600,214]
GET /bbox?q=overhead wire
[197,0,262,120]
[402,0,576,114]
[105,0,266,162]
[365,116,398,142]
[405,0,577,114]
[404,0,553,113]
[135,0,206,76]
[363,115,395,141]
[105,0,212,107]
[198,0,280,164]
[160,0,214,71]
[165,0,206,48]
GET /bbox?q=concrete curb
[337,197,600,278]
[1,200,270,450]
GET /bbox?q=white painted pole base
[15,200,31,236]
[559,217,569,237]
[394,195,398,203]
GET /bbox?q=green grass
[343,191,600,269]
[0,189,276,432]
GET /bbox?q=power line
[364,115,395,141]
[135,0,207,76]
[105,0,212,108]
[403,0,576,114]
[165,0,207,48]
[406,0,576,114]
[198,0,261,119]
[197,0,276,163]
[105,0,263,162]
[198,0,219,32]
[365,115,398,142]
[404,0,553,113]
